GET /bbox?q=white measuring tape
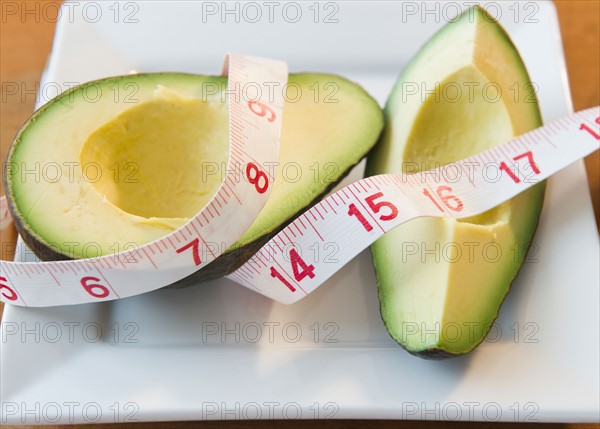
[1,54,599,307]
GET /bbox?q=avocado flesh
[80,92,229,220]
[366,7,545,357]
[6,74,383,270]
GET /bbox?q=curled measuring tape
[1,55,599,307]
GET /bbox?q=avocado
[366,6,545,358]
[4,73,383,280]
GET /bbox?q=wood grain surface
[0,1,598,428]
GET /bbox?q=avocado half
[366,6,545,358]
[4,73,383,281]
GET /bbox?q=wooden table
[1,1,598,428]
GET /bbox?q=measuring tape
[1,54,599,307]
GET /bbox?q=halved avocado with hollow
[366,6,545,358]
[4,73,383,281]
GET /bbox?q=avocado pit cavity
[79,94,229,219]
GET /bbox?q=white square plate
[2,1,599,424]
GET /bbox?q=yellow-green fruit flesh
[366,6,545,358]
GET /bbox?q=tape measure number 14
[1,54,599,306]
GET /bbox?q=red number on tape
[246,163,269,194]
[176,238,201,266]
[348,192,398,231]
[423,186,463,213]
[365,192,398,221]
[0,276,18,301]
[580,117,600,140]
[289,248,315,281]
[348,203,373,232]
[499,162,521,184]
[81,276,110,299]
[513,151,541,174]
[270,267,296,292]
[500,150,541,184]
[248,101,276,122]
[269,248,315,293]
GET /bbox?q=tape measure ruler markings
[0,55,598,307]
